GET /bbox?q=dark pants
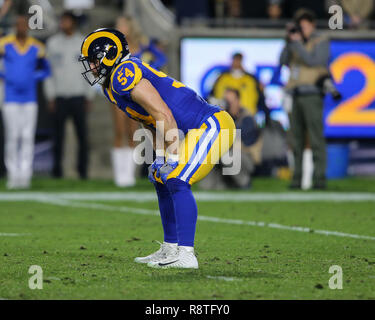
[0,112,5,177]
[52,97,88,179]
[290,93,326,187]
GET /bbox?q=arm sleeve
[111,60,143,99]
[34,57,51,81]
[0,46,3,78]
[279,45,290,66]
[289,39,330,67]
[37,43,46,59]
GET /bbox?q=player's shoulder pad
[0,35,16,55]
[111,59,143,95]
[0,34,15,47]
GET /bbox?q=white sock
[111,148,129,187]
[123,147,136,186]
[302,148,313,190]
[164,242,178,246]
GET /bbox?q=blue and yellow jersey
[0,34,50,103]
[103,57,220,134]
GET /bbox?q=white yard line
[0,191,374,202]
[206,276,239,281]
[0,232,30,236]
[36,197,159,216]
[36,198,375,242]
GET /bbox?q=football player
[79,28,236,269]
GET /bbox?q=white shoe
[134,241,178,264]
[18,177,31,189]
[147,246,199,269]
[123,147,136,187]
[6,179,18,190]
[6,176,23,189]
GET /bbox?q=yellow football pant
[165,110,236,185]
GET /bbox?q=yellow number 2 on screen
[328,52,375,125]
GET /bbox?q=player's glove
[159,158,179,184]
[148,156,165,184]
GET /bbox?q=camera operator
[280,9,330,190]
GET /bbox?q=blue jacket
[0,34,50,103]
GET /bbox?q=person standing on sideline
[279,9,329,189]
[45,11,94,179]
[0,15,50,189]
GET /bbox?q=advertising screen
[180,37,375,138]
[180,37,289,129]
[325,40,375,138]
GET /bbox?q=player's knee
[165,178,190,194]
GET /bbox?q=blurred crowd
[0,1,171,189]
[0,0,370,191]
[166,0,375,29]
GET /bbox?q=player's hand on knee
[159,159,178,184]
[148,156,165,184]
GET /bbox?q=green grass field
[0,177,374,300]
